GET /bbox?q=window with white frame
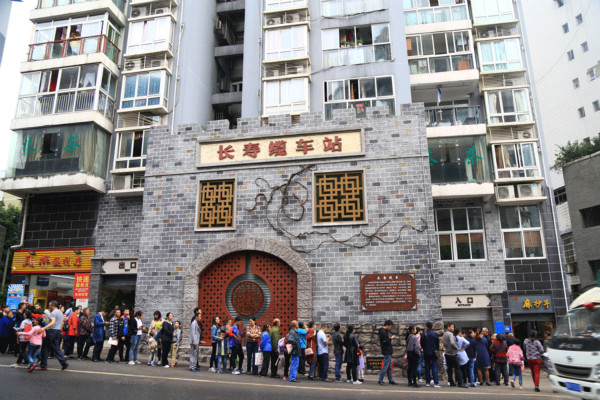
[485,88,532,123]
[478,38,522,72]
[127,17,173,54]
[265,26,308,61]
[121,71,170,109]
[322,24,391,68]
[493,142,540,179]
[435,207,486,261]
[265,0,307,11]
[471,0,514,24]
[500,205,544,258]
[114,130,148,169]
[588,66,598,81]
[322,0,387,17]
[323,76,394,119]
[407,30,474,74]
[403,0,469,26]
[263,77,308,115]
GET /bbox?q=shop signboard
[509,293,554,313]
[73,273,90,299]
[360,273,417,311]
[441,294,491,309]
[11,248,94,274]
[6,284,25,311]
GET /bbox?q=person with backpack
[524,330,545,392]
[491,334,509,386]
[269,318,281,378]
[507,338,524,390]
[287,320,300,383]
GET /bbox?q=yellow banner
[197,130,363,167]
[12,248,94,274]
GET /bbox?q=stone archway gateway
[183,238,313,343]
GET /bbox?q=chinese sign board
[12,248,94,274]
[360,273,417,311]
[508,294,554,313]
[73,273,90,299]
[441,295,491,309]
[197,130,363,167]
[6,284,25,311]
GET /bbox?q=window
[580,205,600,228]
[407,30,474,74]
[121,71,170,109]
[15,65,116,119]
[196,180,236,230]
[323,76,395,119]
[594,100,600,112]
[500,205,544,258]
[557,0,564,7]
[485,88,532,123]
[425,100,481,126]
[314,171,365,224]
[127,17,174,53]
[435,208,486,261]
[263,77,308,115]
[265,0,306,11]
[403,0,469,26]
[478,38,522,71]
[323,0,388,17]
[582,42,589,52]
[493,142,540,179]
[578,107,585,118]
[562,23,569,33]
[322,24,391,68]
[428,135,491,184]
[553,186,567,205]
[567,50,574,60]
[591,260,600,282]
[589,67,598,81]
[471,0,514,25]
[114,131,149,169]
[572,78,580,88]
[576,13,583,24]
[265,26,308,61]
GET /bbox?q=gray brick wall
[95,195,143,259]
[133,105,443,324]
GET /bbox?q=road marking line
[0,365,562,398]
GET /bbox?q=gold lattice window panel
[196,180,235,229]
[314,171,365,224]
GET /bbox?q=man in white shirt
[317,323,331,382]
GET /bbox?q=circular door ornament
[231,281,264,316]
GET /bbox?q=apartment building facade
[2,0,568,342]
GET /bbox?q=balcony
[264,9,309,28]
[425,105,486,138]
[116,112,163,131]
[474,23,519,41]
[216,0,245,14]
[404,2,471,34]
[28,35,120,64]
[108,172,145,197]
[322,0,386,17]
[323,44,391,68]
[129,0,177,21]
[32,0,126,26]
[265,0,307,12]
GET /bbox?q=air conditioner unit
[290,66,304,74]
[517,183,542,198]
[496,185,515,200]
[270,69,280,77]
[131,8,142,18]
[267,17,281,25]
[113,175,132,191]
[124,59,142,70]
[512,130,533,140]
[566,263,576,274]
[153,7,169,15]
[504,80,513,86]
[150,59,163,68]
[286,13,300,23]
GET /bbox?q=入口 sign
[441,294,491,309]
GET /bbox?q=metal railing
[16,89,114,120]
[28,35,120,64]
[404,3,469,26]
[37,0,126,13]
[116,113,162,130]
[409,54,474,75]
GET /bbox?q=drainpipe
[170,0,185,136]
[1,194,31,291]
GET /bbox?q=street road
[0,355,574,400]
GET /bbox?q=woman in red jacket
[64,307,79,358]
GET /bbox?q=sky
[0,0,35,176]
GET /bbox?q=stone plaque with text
[360,273,417,311]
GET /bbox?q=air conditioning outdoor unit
[113,175,132,191]
[150,59,163,68]
[124,59,142,70]
[496,185,515,200]
[153,7,169,15]
[566,263,577,275]
[517,183,542,198]
[271,69,280,77]
[290,66,304,74]
[131,8,142,18]
[286,13,300,23]
[504,80,513,86]
[267,17,281,25]
[512,130,533,140]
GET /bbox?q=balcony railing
[404,3,469,26]
[28,35,120,64]
[409,54,474,75]
[323,44,391,68]
[426,105,482,127]
[36,0,126,13]
[16,89,115,120]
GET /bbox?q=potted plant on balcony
[357,39,364,46]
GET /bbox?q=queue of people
[1,303,547,392]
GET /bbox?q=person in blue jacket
[259,324,272,377]
[92,309,107,362]
[0,310,15,354]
